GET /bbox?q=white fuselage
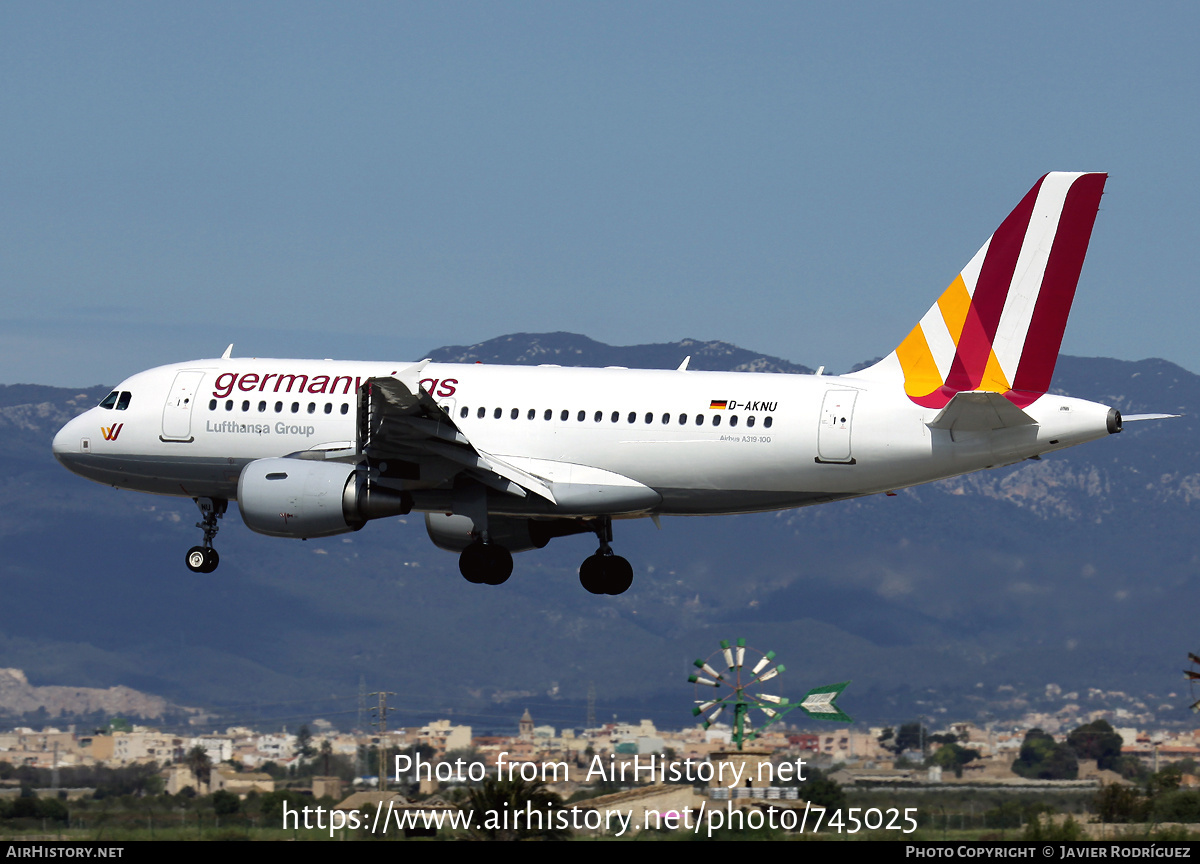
[52,357,1116,518]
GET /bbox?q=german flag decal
[709,400,728,410]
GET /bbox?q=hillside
[0,339,1194,731]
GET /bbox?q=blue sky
[3,2,1198,386]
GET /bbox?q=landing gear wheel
[186,498,227,574]
[459,544,488,584]
[482,545,513,585]
[607,556,633,595]
[186,546,219,573]
[579,554,608,595]
[579,553,633,595]
[459,543,513,586]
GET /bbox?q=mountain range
[1,334,1196,733]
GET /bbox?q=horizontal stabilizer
[928,391,1037,432]
[1122,413,1181,423]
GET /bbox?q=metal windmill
[689,638,851,750]
[1185,652,1200,713]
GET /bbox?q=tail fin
[866,172,1107,408]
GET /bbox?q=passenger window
[477,407,486,419]
[226,400,234,411]
[341,404,349,415]
[730,415,738,427]
[511,408,519,420]
[712,415,721,426]
[662,413,670,424]
[695,414,703,425]
[642,412,650,424]
[324,403,332,414]
[747,416,755,427]
[209,399,217,411]
[561,410,569,421]
[116,392,131,410]
[764,416,773,428]
[493,407,502,419]
[679,414,687,425]
[611,411,619,423]
[528,409,535,420]
[99,391,119,409]
[577,410,585,422]
[259,401,267,412]
[275,401,283,413]
[291,402,299,413]
[544,409,552,421]
[242,400,250,412]
[594,411,602,422]
[308,403,316,414]
[627,412,636,424]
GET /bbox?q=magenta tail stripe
[1011,174,1107,395]
[948,176,1045,391]
[944,306,992,392]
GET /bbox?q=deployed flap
[493,455,660,514]
[927,390,1037,432]
[359,370,557,505]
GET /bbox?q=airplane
[52,172,1171,595]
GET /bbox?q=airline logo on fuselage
[211,371,458,399]
[101,424,124,441]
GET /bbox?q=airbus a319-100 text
[53,173,1170,594]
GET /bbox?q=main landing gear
[454,514,635,595]
[578,517,633,596]
[458,542,513,586]
[186,497,227,573]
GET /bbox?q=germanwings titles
[53,173,1168,594]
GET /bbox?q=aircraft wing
[357,363,557,504]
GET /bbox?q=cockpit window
[116,392,132,411]
[99,391,119,409]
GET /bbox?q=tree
[212,790,241,816]
[260,790,306,825]
[1150,790,1200,823]
[184,746,213,789]
[295,725,316,760]
[1095,784,1146,823]
[880,723,929,756]
[320,739,333,775]
[465,777,570,841]
[929,743,980,778]
[1067,720,1124,771]
[794,766,846,810]
[1012,729,1078,780]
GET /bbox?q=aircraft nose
[52,414,83,462]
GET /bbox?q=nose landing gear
[186,497,227,573]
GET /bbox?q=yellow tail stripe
[979,347,1012,393]
[896,324,944,398]
[936,274,972,345]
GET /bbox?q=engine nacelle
[239,457,411,539]
[424,512,592,553]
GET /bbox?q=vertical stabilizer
[863,172,1107,408]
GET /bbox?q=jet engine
[425,513,592,553]
[238,457,411,539]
